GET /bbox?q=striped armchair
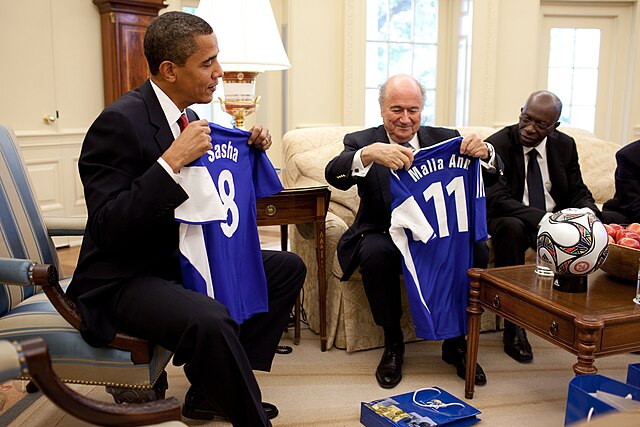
[0,337,184,426]
[0,124,173,403]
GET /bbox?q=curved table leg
[573,317,603,375]
[466,269,484,399]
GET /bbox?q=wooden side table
[465,266,640,399]
[256,186,331,351]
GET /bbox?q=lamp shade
[196,0,291,72]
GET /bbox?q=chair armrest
[43,216,86,236]
[14,337,182,426]
[0,257,153,364]
[0,257,38,286]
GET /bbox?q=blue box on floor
[627,364,640,388]
[564,374,640,425]
[360,387,480,427]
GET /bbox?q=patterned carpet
[6,326,640,426]
[6,240,640,426]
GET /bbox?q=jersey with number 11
[389,136,487,340]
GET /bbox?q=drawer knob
[492,294,500,309]
[549,320,559,337]
[265,204,277,216]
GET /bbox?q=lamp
[196,0,291,129]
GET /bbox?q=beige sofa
[281,125,619,352]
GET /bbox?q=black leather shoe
[182,386,278,420]
[503,325,534,363]
[375,342,404,389]
[441,343,487,386]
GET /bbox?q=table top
[475,265,640,321]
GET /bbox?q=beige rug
[7,326,640,426]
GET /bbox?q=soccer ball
[536,208,609,276]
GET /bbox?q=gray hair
[378,74,427,106]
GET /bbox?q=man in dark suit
[325,74,493,389]
[485,90,600,363]
[67,12,305,426]
[602,139,640,224]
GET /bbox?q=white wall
[2,0,640,197]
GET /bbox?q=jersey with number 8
[176,123,283,324]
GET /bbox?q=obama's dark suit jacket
[68,80,193,345]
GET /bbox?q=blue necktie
[527,148,545,210]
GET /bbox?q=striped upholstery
[0,124,172,389]
[0,124,58,315]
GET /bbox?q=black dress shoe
[441,343,487,386]
[182,386,278,420]
[503,324,533,363]
[375,342,404,389]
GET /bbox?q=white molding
[343,0,366,126]
[16,132,84,148]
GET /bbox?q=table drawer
[480,283,575,346]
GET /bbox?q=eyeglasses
[519,113,555,133]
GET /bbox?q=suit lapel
[138,80,175,154]
[417,127,438,148]
[370,127,394,210]
[545,132,562,203]
[509,127,526,199]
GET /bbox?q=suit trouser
[113,250,305,427]
[488,217,534,267]
[489,216,535,335]
[357,232,488,345]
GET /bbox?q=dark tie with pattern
[527,148,545,210]
[178,113,189,133]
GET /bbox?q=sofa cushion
[283,124,619,351]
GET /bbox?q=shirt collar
[387,132,419,149]
[523,136,548,158]
[150,80,183,133]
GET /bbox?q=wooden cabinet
[93,0,167,106]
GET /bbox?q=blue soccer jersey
[175,123,283,324]
[389,136,487,340]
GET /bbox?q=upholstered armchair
[0,336,184,426]
[281,125,618,352]
[281,126,418,352]
[0,123,173,403]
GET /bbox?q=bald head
[378,74,426,143]
[518,90,563,147]
[379,74,426,107]
[523,91,562,122]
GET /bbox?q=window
[365,0,439,126]
[455,0,473,126]
[547,28,600,133]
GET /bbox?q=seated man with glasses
[484,90,600,364]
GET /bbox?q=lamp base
[552,274,588,293]
[219,71,261,130]
[220,100,259,130]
